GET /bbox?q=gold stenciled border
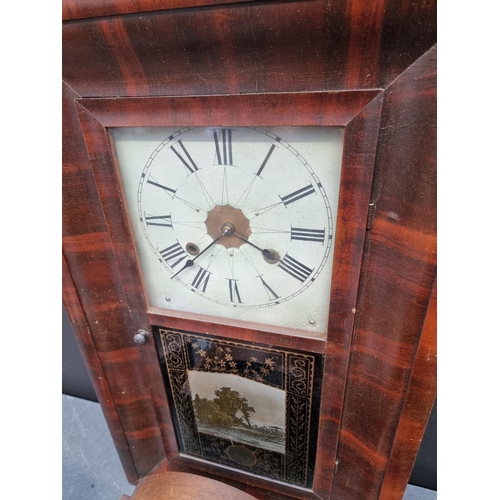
[156,327,320,487]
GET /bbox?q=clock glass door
[155,327,323,488]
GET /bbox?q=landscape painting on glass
[155,328,323,488]
[189,370,286,454]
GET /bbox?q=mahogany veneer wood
[62,0,436,97]
[378,279,437,500]
[62,1,437,499]
[129,471,259,500]
[330,46,437,500]
[63,0,259,21]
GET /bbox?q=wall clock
[63,1,436,499]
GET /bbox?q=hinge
[334,459,340,474]
[366,201,376,230]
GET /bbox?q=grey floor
[62,394,436,500]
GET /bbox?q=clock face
[111,126,344,337]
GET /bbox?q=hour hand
[170,258,195,279]
[233,232,280,264]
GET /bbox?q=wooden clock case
[62,1,437,499]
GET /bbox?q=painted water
[197,422,285,454]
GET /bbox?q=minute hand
[233,232,280,264]
[171,232,225,279]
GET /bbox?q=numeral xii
[213,129,233,165]
[228,279,242,303]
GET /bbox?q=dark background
[62,305,436,491]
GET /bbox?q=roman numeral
[192,267,211,292]
[147,179,176,195]
[278,254,313,282]
[144,214,173,228]
[159,242,188,268]
[170,140,198,174]
[213,129,233,165]
[290,227,325,243]
[280,184,316,206]
[228,279,242,303]
[259,276,280,300]
[255,144,277,177]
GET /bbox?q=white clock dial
[111,126,344,337]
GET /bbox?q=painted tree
[193,387,256,428]
[238,398,256,429]
[213,387,256,428]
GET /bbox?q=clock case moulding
[62,2,437,499]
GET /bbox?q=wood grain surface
[63,81,167,479]
[129,471,259,499]
[62,0,436,97]
[378,278,437,500]
[62,1,437,498]
[62,0,258,21]
[330,46,437,500]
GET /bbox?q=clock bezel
[75,90,382,499]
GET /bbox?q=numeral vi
[228,279,242,303]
